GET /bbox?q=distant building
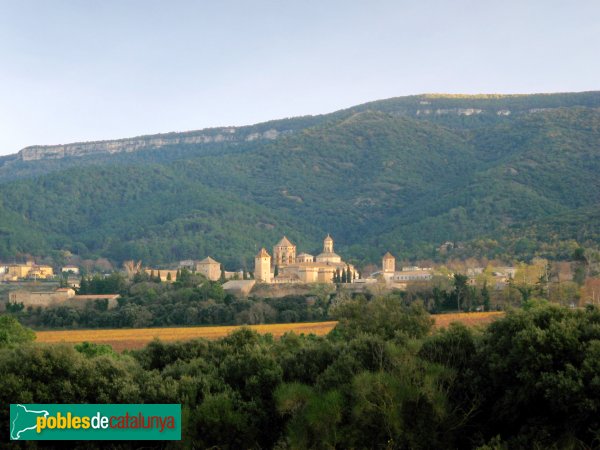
[29,265,54,279]
[61,265,80,275]
[9,288,74,307]
[376,253,433,285]
[7,262,34,280]
[382,252,396,280]
[5,262,54,280]
[144,268,179,282]
[255,248,272,283]
[8,288,119,308]
[256,235,356,284]
[195,257,222,281]
[178,260,195,271]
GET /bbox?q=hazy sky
[0,0,598,155]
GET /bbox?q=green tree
[481,282,491,311]
[453,274,469,311]
[0,316,35,346]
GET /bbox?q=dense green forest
[0,92,599,267]
[1,300,599,448]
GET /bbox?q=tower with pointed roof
[273,236,296,267]
[195,256,222,281]
[255,248,272,283]
[382,252,395,274]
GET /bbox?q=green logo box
[10,404,181,440]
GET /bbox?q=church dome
[315,251,342,263]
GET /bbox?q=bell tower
[323,234,334,253]
[382,252,395,274]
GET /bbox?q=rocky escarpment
[18,127,284,161]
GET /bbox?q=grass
[35,312,505,351]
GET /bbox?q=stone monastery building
[254,235,356,284]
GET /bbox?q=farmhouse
[4,262,54,280]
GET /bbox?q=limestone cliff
[18,127,283,161]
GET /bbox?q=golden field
[433,311,504,329]
[35,321,338,351]
[35,312,504,351]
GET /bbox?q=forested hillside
[0,92,599,268]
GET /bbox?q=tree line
[1,298,599,448]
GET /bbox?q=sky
[0,0,599,155]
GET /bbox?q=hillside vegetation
[1,302,599,448]
[0,92,599,267]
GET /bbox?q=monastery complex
[255,235,356,284]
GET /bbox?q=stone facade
[256,235,356,284]
[5,262,54,280]
[8,288,119,308]
[273,237,296,267]
[195,257,222,281]
[255,248,272,283]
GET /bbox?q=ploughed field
[35,312,504,351]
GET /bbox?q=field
[35,312,504,351]
[433,311,504,329]
[35,321,338,351]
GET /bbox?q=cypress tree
[341,269,347,283]
[482,281,491,311]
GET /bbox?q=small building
[30,265,54,279]
[195,257,221,281]
[144,269,178,282]
[377,253,433,284]
[178,260,195,270]
[8,288,75,307]
[6,262,54,280]
[7,263,34,280]
[8,288,119,309]
[61,265,80,275]
[392,269,433,282]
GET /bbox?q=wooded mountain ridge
[0,92,598,267]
